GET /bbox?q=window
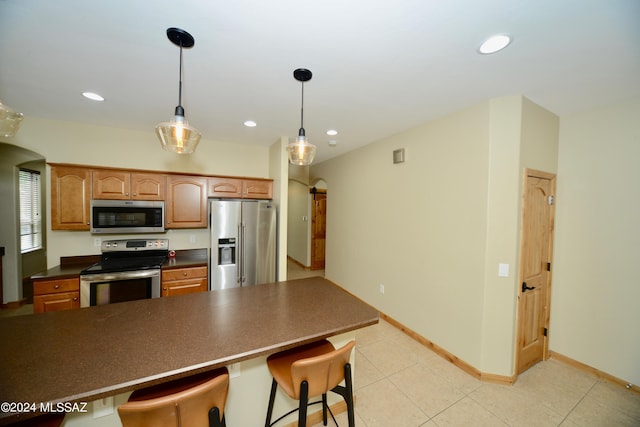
[19,168,42,253]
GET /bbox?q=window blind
[19,169,42,253]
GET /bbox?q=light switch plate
[498,263,509,277]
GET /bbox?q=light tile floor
[312,319,640,427]
[285,260,640,427]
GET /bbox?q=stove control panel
[102,239,169,252]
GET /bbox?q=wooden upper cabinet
[166,175,208,228]
[132,173,165,200]
[208,177,243,198]
[243,179,273,199]
[208,177,273,199]
[93,170,165,200]
[51,166,91,230]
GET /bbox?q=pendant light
[287,68,317,165]
[156,28,201,154]
[0,100,24,138]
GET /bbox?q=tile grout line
[557,379,598,426]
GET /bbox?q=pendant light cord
[300,81,305,129]
[178,42,183,108]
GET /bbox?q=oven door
[80,269,161,308]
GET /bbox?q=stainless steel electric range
[80,239,169,307]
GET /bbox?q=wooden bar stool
[118,367,229,427]
[265,340,356,427]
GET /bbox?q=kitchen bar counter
[0,277,378,424]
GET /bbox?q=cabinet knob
[183,272,188,276]
[162,287,167,291]
[73,297,78,301]
[54,284,60,289]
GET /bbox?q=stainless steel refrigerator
[210,200,277,290]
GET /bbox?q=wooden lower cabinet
[161,266,208,297]
[33,277,80,313]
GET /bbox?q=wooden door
[516,169,556,374]
[310,192,326,270]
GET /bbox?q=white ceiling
[1,0,639,164]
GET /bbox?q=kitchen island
[0,277,378,425]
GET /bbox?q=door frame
[514,168,556,374]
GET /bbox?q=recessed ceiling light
[82,92,105,101]
[478,34,511,54]
[326,129,338,136]
[244,120,257,127]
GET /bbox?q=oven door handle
[80,269,160,282]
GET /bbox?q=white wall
[552,98,640,386]
[269,137,290,281]
[287,179,310,266]
[0,143,46,303]
[312,96,560,377]
[312,101,493,370]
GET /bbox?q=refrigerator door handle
[240,221,246,284]
[237,224,242,285]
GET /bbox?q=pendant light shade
[287,68,317,166]
[156,28,201,154]
[0,100,24,138]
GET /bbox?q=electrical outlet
[189,234,196,243]
[92,397,114,418]
[379,284,385,294]
[227,362,241,378]
[93,237,101,247]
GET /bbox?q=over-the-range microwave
[90,200,165,234]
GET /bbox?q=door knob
[522,282,536,292]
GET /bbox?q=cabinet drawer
[33,278,79,295]
[162,266,207,282]
[161,278,208,297]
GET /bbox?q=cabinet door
[33,292,80,313]
[208,177,243,198]
[131,173,165,200]
[165,175,208,228]
[51,166,91,230]
[243,179,273,199]
[93,170,130,199]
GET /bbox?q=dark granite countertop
[162,248,208,269]
[0,277,378,424]
[30,249,209,280]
